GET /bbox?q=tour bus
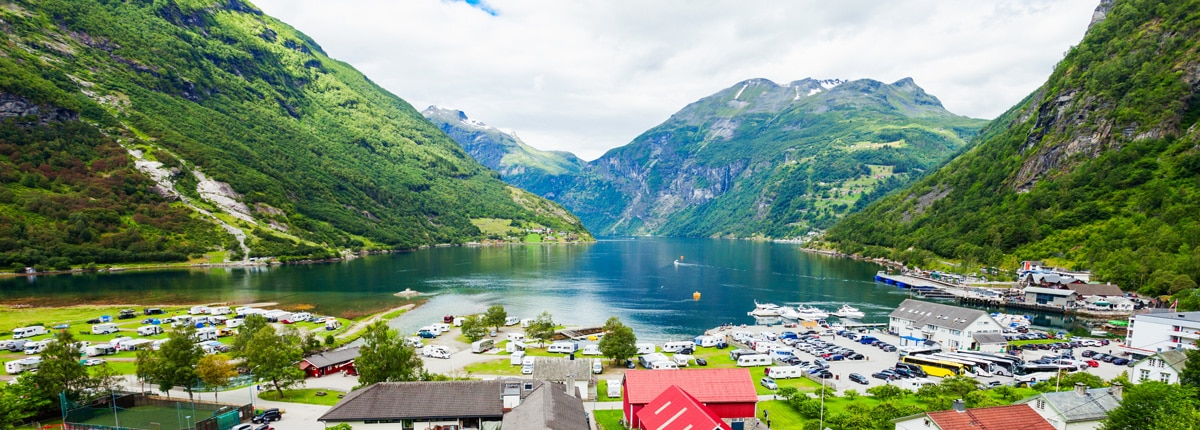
[956,351,1023,375]
[764,366,803,379]
[736,354,772,367]
[941,352,1008,376]
[900,355,967,377]
[928,353,991,377]
[13,326,47,339]
[662,341,696,353]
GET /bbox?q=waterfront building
[888,299,1005,351]
[1124,310,1200,357]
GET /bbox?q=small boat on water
[748,301,784,317]
[795,304,829,320]
[779,307,800,320]
[833,304,865,319]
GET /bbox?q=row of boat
[748,301,865,320]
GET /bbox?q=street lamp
[819,374,826,430]
[184,415,191,430]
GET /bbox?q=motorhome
[511,351,527,366]
[263,310,293,323]
[1,340,28,352]
[290,312,313,322]
[188,306,210,315]
[521,356,536,374]
[661,341,696,353]
[505,316,520,326]
[520,318,534,328]
[13,326,47,339]
[227,318,245,328]
[137,325,163,336]
[736,354,772,367]
[120,339,153,351]
[197,342,220,355]
[693,335,720,347]
[506,341,526,353]
[23,340,48,355]
[405,337,424,348]
[5,357,40,374]
[453,317,465,327]
[582,344,602,355]
[85,344,116,357]
[636,343,656,354]
[193,327,219,342]
[422,345,450,359]
[638,353,671,369]
[208,315,228,326]
[731,331,754,343]
[325,318,342,331]
[764,366,803,379]
[593,358,604,374]
[547,341,577,354]
[432,323,451,333]
[109,337,134,350]
[209,306,232,315]
[471,339,495,353]
[753,341,782,353]
[672,354,693,367]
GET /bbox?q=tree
[231,314,268,357]
[197,355,237,402]
[242,325,304,398]
[460,315,488,343]
[867,384,908,401]
[1182,349,1200,394]
[1101,382,1200,430]
[1035,371,1106,392]
[525,311,556,347]
[938,375,980,398]
[141,326,203,400]
[356,321,424,388]
[483,304,508,331]
[30,330,90,404]
[598,317,637,365]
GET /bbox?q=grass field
[463,358,523,376]
[594,410,625,430]
[68,403,230,429]
[258,388,347,406]
[690,347,821,394]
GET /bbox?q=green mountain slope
[826,0,1200,297]
[0,0,589,268]
[421,106,584,198]
[545,78,986,237]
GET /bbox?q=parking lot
[714,324,1131,393]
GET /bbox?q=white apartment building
[889,299,1006,351]
[1124,311,1200,357]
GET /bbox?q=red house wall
[304,361,356,378]
[626,402,754,428]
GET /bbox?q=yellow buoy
[693,291,701,300]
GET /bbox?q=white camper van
[662,341,696,353]
[736,354,772,367]
[23,340,48,355]
[422,345,450,359]
[547,342,577,354]
[12,326,47,339]
[593,358,604,374]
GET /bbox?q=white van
[23,340,48,355]
[511,350,527,366]
[765,366,803,379]
[471,339,495,353]
[422,345,450,359]
[736,354,772,367]
[592,358,603,374]
[12,326,47,339]
[91,323,119,335]
[209,306,232,315]
[636,343,656,354]
[694,335,720,347]
[547,341,577,354]
[662,341,696,353]
[137,325,163,336]
[521,356,536,374]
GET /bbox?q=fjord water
[0,238,912,340]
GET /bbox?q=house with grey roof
[319,379,587,430]
[299,347,359,378]
[1131,349,1191,384]
[500,380,589,430]
[1016,384,1123,430]
[888,299,1005,351]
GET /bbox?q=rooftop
[500,383,589,430]
[888,299,993,331]
[1136,311,1200,324]
[1021,386,1123,422]
[320,380,543,422]
[623,368,758,405]
[301,347,360,369]
[1071,284,1123,297]
[637,385,730,430]
[926,404,1055,430]
[1024,287,1076,296]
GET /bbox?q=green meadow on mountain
[0,0,589,268]
[825,0,1200,301]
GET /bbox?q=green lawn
[258,388,347,406]
[690,346,820,394]
[596,380,620,402]
[463,358,523,376]
[1009,338,1071,346]
[594,410,625,430]
[0,305,190,335]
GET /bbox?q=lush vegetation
[531,78,986,237]
[0,0,588,266]
[825,0,1200,306]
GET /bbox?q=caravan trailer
[636,343,656,354]
[736,354,772,367]
[471,339,495,353]
[661,341,696,353]
[5,357,41,374]
[693,335,720,347]
[209,306,232,315]
[85,344,116,357]
[764,366,803,379]
[547,342,577,354]
[511,351,527,366]
[137,325,163,336]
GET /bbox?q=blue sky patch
[451,0,498,16]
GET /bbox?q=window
[1036,399,1045,410]
[1161,372,1171,383]
[1140,369,1150,381]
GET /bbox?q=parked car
[760,377,778,390]
[1081,350,1096,358]
[1113,358,1130,366]
[252,408,281,423]
[695,358,708,366]
[1085,360,1099,367]
[80,358,105,366]
[848,373,869,385]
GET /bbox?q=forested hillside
[825,0,1200,306]
[0,0,589,269]
[550,78,987,237]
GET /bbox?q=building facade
[1130,349,1189,384]
[889,299,1006,351]
[1016,384,1122,430]
[1124,311,1200,357]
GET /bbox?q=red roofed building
[894,402,1055,430]
[622,369,757,429]
[636,385,730,430]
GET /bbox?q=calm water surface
[0,238,1080,341]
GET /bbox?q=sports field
[70,404,229,429]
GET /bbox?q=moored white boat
[795,304,829,320]
[748,301,784,317]
[833,304,865,319]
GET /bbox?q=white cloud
[254,0,1098,160]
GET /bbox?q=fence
[63,392,252,430]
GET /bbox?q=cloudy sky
[254,0,1099,160]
